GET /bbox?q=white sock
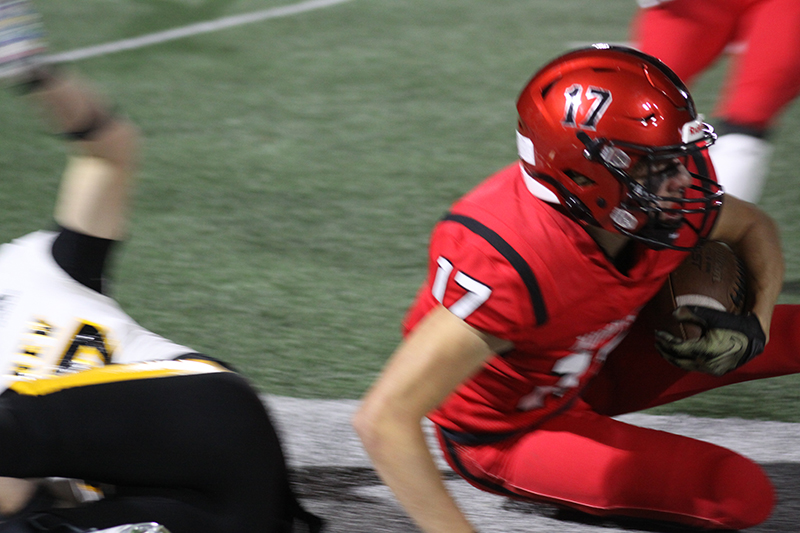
[708,133,773,203]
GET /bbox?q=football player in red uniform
[354,45,800,532]
[630,0,800,203]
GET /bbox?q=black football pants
[0,369,308,533]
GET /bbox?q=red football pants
[631,0,800,131]
[436,303,800,530]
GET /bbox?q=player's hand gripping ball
[651,241,765,376]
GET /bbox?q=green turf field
[3,0,799,420]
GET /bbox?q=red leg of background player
[630,0,739,84]
[715,0,800,130]
[631,0,800,129]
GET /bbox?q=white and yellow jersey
[0,231,193,393]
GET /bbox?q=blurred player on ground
[0,2,321,532]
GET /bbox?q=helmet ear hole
[564,170,595,187]
[540,79,559,98]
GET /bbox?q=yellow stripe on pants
[9,359,229,396]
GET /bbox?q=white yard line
[44,0,354,64]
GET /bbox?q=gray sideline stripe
[264,395,800,467]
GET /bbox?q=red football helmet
[516,44,722,250]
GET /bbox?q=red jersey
[405,163,696,441]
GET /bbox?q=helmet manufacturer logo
[610,207,638,230]
[681,115,706,143]
[562,84,613,131]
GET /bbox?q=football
[648,241,748,340]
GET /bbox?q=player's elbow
[352,400,384,454]
[353,396,409,460]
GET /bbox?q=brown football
[648,241,748,340]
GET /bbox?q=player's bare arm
[0,67,139,517]
[0,69,137,518]
[708,194,784,339]
[354,305,512,533]
[25,69,139,240]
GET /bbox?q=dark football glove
[654,305,766,376]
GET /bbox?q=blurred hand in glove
[655,305,766,376]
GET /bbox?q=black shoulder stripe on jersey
[442,213,548,325]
